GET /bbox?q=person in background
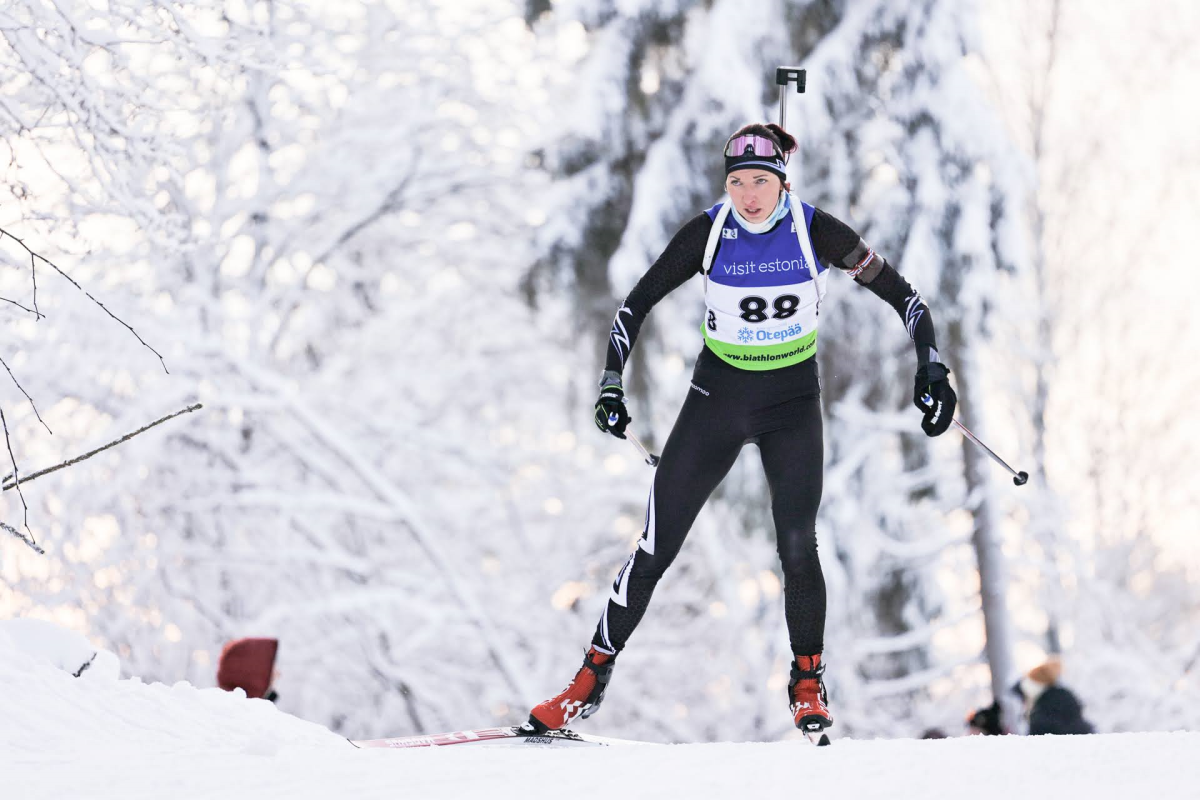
[966,658,1095,737]
[966,699,1005,736]
[1016,657,1094,736]
[217,637,279,702]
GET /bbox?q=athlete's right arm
[602,213,713,382]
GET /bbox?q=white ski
[351,725,645,749]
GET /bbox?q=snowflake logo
[738,327,754,344]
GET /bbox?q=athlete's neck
[731,191,789,233]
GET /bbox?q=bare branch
[0,294,44,318]
[1,403,203,492]
[0,228,43,318]
[0,353,51,434]
[1,518,43,554]
[0,405,30,536]
[29,229,36,313]
[72,651,98,677]
[0,225,168,373]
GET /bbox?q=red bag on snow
[216,637,278,699]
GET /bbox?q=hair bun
[765,123,797,156]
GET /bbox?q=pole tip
[1014,471,1029,486]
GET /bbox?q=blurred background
[1,0,1197,742]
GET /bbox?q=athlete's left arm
[809,208,941,367]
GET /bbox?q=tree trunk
[956,350,1021,729]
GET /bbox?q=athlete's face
[725,170,782,223]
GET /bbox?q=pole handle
[775,67,807,91]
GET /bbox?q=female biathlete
[524,123,957,737]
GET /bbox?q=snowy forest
[2,0,1198,744]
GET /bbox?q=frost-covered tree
[13,0,1192,746]
[0,0,647,739]
[800,0,1036,731]
[979,0,1200,733]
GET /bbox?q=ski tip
[817,733,831,746]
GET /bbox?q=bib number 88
[740,294,799,323]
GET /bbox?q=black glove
[594,381,630,439]
[913,362,956,437]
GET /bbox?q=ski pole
[922,394,1028,486]
[626,431,660,468]
[952,417,1028,486]
[775,66,806,130]
[607,410,660,467]
[607,409,660,467]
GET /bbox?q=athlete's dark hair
[727,123,798,159]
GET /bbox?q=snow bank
[1,620,1196,800]
[0,619,343,799]
[0,618,120,681]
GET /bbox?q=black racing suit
[591,207,940,658]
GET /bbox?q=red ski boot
[789,654,832,734]
[523,647,615,734]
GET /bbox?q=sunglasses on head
[724,134,784,161]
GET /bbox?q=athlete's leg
[757,396,831,730]
[528,365,748,733]
[591,380,744,654]
[757,395,825,655]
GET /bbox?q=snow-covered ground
[2,621,1197,800]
